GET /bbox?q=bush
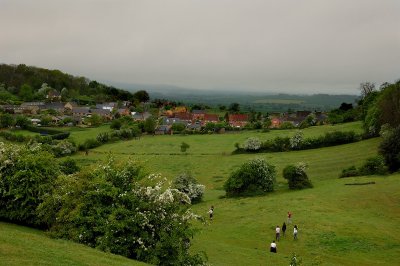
[224,158,276,196]
[59,158,80,174]
[243,137,261,151]
[173,172,205,203]
[339,166,359,178]
[181,142,190,152]
[110,119,122,130]
[283,162,313,190]
[0,143,60,226]
[379,125,400,172]
[359,156,387,175]
[38,160,206,265]
[48,139,77,157]
[290,131,304,150]
[96,132,110,143]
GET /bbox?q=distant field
[253,99,305,104]
[0,222,147,266]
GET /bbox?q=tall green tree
[19,83,34,101]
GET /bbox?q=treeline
[0,64,149,103]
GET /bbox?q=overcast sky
[1,0,399,94]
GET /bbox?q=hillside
[0,64,135,104]
[0,222,147,266]
[64,121,400,265]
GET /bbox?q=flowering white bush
[290,131,304,149]
[173,172,205,203]
[38,159,207,265]
[243,137,262,151]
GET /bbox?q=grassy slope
[0,222,147,266]
[3,121,399,265]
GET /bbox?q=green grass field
[253,99,305,104]
[2,121,399,265]
[0,222,147,266]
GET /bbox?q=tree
[19,83,34,101]
[228,102,240,113]
[0,143,60,226]
[85,114,102,126]
[60,87,69,101]
[379,125,400,172]
[0,113,15,128]
[283,162,313,190]
[224,158,276,196]
[143,117,156,133]
[15,115,31,129]
[359,82,376,98]
[133,90,150,103]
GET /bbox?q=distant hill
[113,82,359,112]
[0,64,135,104]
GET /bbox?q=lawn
[3,121,400,265]
[0,222,147,266]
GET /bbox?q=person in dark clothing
[282,222,287,237]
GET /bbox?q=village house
[72,107,91,117]
[203,114,219,125]
[91,108,112,120]
[64,102,78,111]
[96,102,117,111]
[174,112,192,123]
[40,102,65,113]
[191,110,206,121]
[132,111,151,121]
[117,108,131,116]
[228,114,249,128]
[155,125,172,135]
[47,90,61,101]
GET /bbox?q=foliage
[110,119,122,130]
[15,115,32,129]
[59,158,80,175]
[85,114,103,127]
[358,156,387,176]
[143,117,156,134]
[97,132,110,143]
[0,113,15,128]
[180,142,190,152]
[0,143,60,226]
[172,172,205,204]
[38,160,206,265]
[45,139,77,157]
[339,166,359,178]
[224,158,276,196]
[243,137,261,151]
[290,131,304,150]
[379,125,400,172]
[280,121,295,129]
[283,162,313,189]
[171,123,186,132]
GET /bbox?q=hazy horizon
[1,0,399,94]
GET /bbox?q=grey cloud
[1,0,399,94]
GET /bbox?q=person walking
[282,222,287,237]
[208,206,214,221]
[275,225,281,241]
[287,211,292,224]
[270,240,277,253]
[293,225,298,240]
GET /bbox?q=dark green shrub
[224,158,276,196]
[339,166,359,178]
[60,158,80,174]
[359,156,388,175]
[110,119,122,130]
[0,143,60,226]
[283,163,313,190]
[180,142,190,152]
[379,125,400,172]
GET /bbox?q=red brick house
[228,114,249,128]
[203,114,219,125]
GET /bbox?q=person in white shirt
[270,240,277,253]
[275,225,281,241]
[293,225,298,240]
